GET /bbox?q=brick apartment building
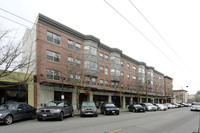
[23,14,173,109]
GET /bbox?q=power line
[129,0,191,72]
[103,1,177,65]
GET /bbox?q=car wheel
[70,111,74,117]
[37,118,42,121]
[4,115,13,125]
[59,112,63,121]
[94,114,98,117]
[104,110,107,115]
[116,112,119,115]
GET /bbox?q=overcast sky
[1,0,200,94]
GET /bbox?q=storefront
[93,95,108,108]
[0,83,28,105]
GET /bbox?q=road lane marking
[109,129,122,133]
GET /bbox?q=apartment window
[100,79,104,87]
[75,42,81,52]
[116,70,120,76]
[91,47,97,55]
[75,75,80,83]
[100,66,104,73]
[47,31,60,45]
[105,54,108,62]
[111,69,115,76]
[75,59,81,68]
[127,63,130,69]
[105,80,108,87]
[116,83,119,89]
[68,73,73,82]
[121,72,124,78]
[99,53,104,60]
[92,78,96,85]
[84,61,90,69]
[91,62,97,70]
[68,39,73,50]
[127,74,130,80]
[111,82,115,88]
[68,57,73,66]
[46,69,60,80]
[132,66,136,72]
[111,56,120,65]
[127,85,130,90]
[85,76,90,85]
[132,76,136,82]
[46,50,60,63]
[84,46,90,50]
[105,67,108,75]
[121,83,124,89]
[121,61,124,67]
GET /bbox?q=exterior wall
[173,90,188,103]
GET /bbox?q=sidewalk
[74,108,128,116]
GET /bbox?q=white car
[156,104,168,111]
[164,103,175,109]
[191,102,200,111]
[141,103,157,111]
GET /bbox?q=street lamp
[60,77,65,101]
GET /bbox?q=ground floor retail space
[37,84,171,110]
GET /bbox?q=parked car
[171,103,178,108]
[164,103,175,109]
[140,103,157,111]
[184,103,191,107]
[0,103,36,125]
[154,104,168,111]
[100,103,119,115]
[128,104,145,112]
[80,102,98,117]
[37,101,74,121]
[191,102,200,111]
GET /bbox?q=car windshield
[145,103,153,106]
[134,105,142,107]
[82,102,95,107]
[105,103,115,107]
[0,104,18,110]
[193,102,200,105]
[46,101,64,107]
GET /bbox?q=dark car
[37,101,74,121]
[80,102,98,117]
[0,103,36,125]
[100,103,119,115]
[128,104,145,112]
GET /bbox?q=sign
[61,95,64,100]
[85,91,90,95]
[114,93,120,96]
[162,98,166,100]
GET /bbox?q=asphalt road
[0,108,199,133]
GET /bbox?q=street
[0,108,199,133]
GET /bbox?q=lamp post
[60,77,65,101]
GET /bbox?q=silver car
[80,102,98,117]
[191,102,200,111]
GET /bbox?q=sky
[0,0,200,94]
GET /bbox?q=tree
[0,29,35,80]
[62,49,85,111]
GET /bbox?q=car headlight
[50,109,61,113]
[106,108,111,110]
[36,110,41,113]
[116,108,119,110]
[94,108,97,112]
[0,114,2,117]
[81,108,85,112]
